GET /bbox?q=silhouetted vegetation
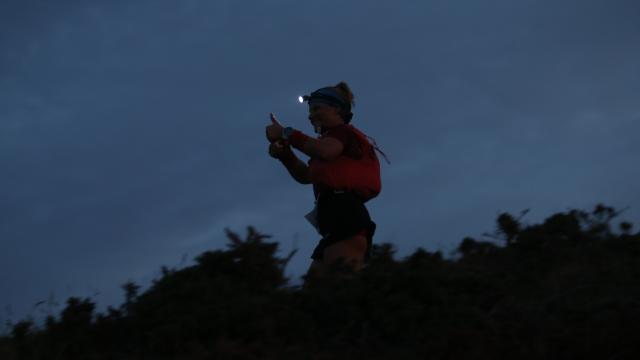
[1,205,639,359]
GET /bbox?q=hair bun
[334,81,355,107]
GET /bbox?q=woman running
[266,82,382,277]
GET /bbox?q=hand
[265,112,284,143]
[268,140,288,159]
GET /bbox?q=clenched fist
[268,141,288,159]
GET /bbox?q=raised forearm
[283,158,311,184]
[278,147,311,184]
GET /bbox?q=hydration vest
[308,125,381,202]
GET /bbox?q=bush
[2,206,640,359]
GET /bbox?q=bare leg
[322,234,368,272]
[305,235,368,281]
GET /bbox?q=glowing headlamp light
[298,95,310,103]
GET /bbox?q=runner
[266,82,383,277]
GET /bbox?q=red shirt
[308,124,381,202]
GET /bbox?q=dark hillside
[2,205,639,359]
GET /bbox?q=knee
[324,235,367,271]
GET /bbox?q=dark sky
[2,0,639,325]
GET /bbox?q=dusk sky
[2,0,639,326]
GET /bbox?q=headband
[303,87,350,111]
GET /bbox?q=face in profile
[308,103,340,130]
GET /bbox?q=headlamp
[297,86,354,123]
[297,87,349,110]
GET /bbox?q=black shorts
[311,191,376,262]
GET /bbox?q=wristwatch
[282,126,294,140]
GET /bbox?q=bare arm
[296,137,343,161]
[283,157,311,184]
[269,142,311,184]
[266,116,343,161]
[288,131,344,161]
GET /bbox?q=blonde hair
[334,81,355,108]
